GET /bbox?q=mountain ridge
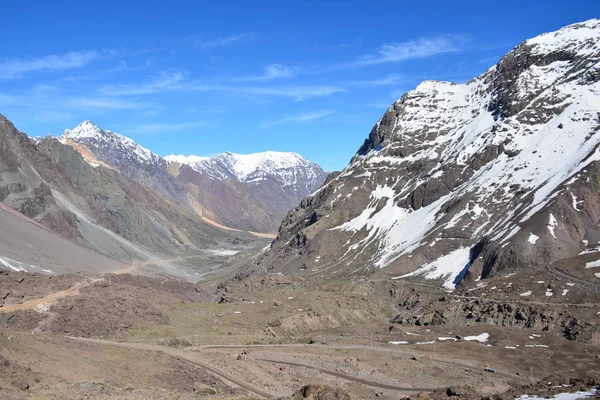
[55,120,328,233]
[249,18,600,289]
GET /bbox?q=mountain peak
[60,121,158,168]
[63,120,106,139]
[524,18,600,56]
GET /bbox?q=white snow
[517,389,597,400]
[388,341,409,345]
[520,291,532,297]
[438,337,457,341]
[463,333,489,343]
[62,121,159,166]
[206,249,240,256]
[528,233,539,245]
[416,341,436,345]
[571,192,583,211]
[584,260,600,269]
[525,19,600,56]
[393,247,471,289]
[164,154,209,164]
[595,273,600,279]
[166,151,323,187]
[562,289,569,296]
[546,289,553,297]
[0,257,24,272]
[548,214,558,239]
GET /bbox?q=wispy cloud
[99,71,185,96]
[260,110,334,128]
[0,88,153,112]
[347,74,405,86]
[196,33,255,49]
[236,85,346,101]
[128,121,210,134]
[67,97,150,110]
[356,36,462,66]
[0,50,102,79]
[233,64,295,82]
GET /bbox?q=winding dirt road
[66,337,276,399]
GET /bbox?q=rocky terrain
[0,269,598,399]
[253,19,600,291]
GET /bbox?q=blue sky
[1,1,598,171]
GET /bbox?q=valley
[1,13,599,400]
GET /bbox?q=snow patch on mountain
[393,247,472,289]
[166,151,326,188]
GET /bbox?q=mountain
[58,122,327,233]
[166,151,327,193]
[0,115,262,279]
[252,19,600,289]
[166,151,328,219]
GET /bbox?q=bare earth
[0,268,598,399]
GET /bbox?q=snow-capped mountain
[61,121,165,173]
[57,121,328,233]
[166,151,327,192]
[254,19,600,288]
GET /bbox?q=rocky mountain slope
[254,19,600,289]
[58,122,327,233]
[0,115,260,279]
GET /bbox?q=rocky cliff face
[255,19,600,288]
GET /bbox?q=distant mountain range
[58,121,327,233]
[166,151,327,202]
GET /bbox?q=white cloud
[233,64,295,82]
[348,74,405,86]
[356,36,461,66]
[0,50,101,79]
[0,88,152,112]
[235,85,346,101]
[260,110,334,128]
[99,71,185,96]
[197,34,255,49]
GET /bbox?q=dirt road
[256,356,437,392]
[0,278,100,314]
[200,343,528,383]
[65,337,276,398]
